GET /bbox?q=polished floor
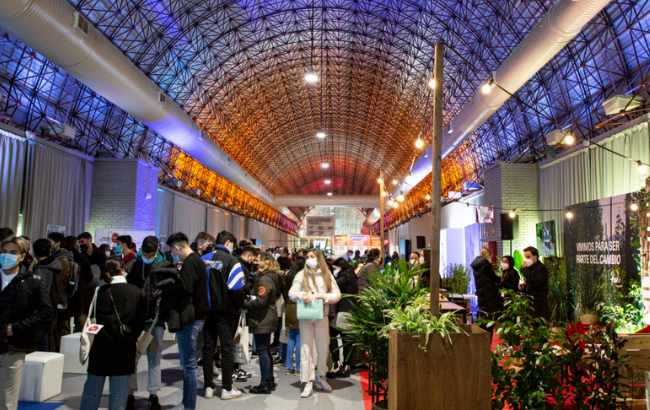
[46,340,366,410]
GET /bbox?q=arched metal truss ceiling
[0,0,648,218]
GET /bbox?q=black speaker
[400,239,411,257]
[500,214,519,240]
[416,236,426,249]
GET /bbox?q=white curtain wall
[23,143,88,239]
[172,194,207,242]
[540,121,650,256]
[0,131,27,231]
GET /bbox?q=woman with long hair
[499,255,520,292]
[282,256,305,376]
[244,252,279,394]
[289,250,341,398]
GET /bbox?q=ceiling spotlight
[425,193,431,201]
[388,198,394,206]
[392,179,398,185]
[638,161,647,175]
[415,137,424,149]
[566,211,573,220]
[316,130,326,139]
[482,71,496,94]
[406,172,414,184]
[382,191,387,197]
[321,162,329,168]
[631,203,639,211]
[509,210,516,218]
[428,78,436,89]
[304,69,319,83]
[393,202,399,209]
[564,134,575,145]
[324,179,331,184]
[377,177,383,184]
[327,192,333,196]
[397,191,405,202]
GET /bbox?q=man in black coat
[519,246,550,322]
[470,248,503,332]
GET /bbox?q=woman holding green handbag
[288,250,341,398]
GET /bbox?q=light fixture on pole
[428,78,436,89]
[415,133,424,149]
[316,129,326,139]
[392,179,398,185]
[304,69,318,83]
[388,198,394,206]
[392,202,399,209]
[566,211,573,220]
[425,193,431,201]
[321,162,329,169]
[381,191,387,197]
[377,176,383,184]
[481,71,496,94]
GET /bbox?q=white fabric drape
[23,143,88,239]
[540,121,650,256]
[156,188,175,243]
[172,194,207,241]
[0,131,27,231]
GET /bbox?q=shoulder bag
[79,287,100,364]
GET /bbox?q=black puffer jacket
[335,268,358,313]
[244,271,278,335]
[0,266,54,354]
[500,268,521,292]
[470,256,503,316]
[521,261,550,321]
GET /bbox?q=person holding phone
[288,250,341,398]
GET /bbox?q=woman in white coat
[289,250,341,398]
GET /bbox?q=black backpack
[66,260,81,298]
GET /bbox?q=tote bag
[135,312,159,363]
[234,311,250,365]
[279,314,290,344]
[297,299,324,320]
[79,288,100,364]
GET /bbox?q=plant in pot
[576,269,608,325]
[342,259,428,409]
[441,263,471,294]
[545,256,575,326]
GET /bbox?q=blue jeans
[129,325,165,395]
[177,320,204,410]
[80,373,130,410]
[286,329,301,371]
[254,333,273,380]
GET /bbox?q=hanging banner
[477,206,495,224]
[370,235,382,249]
[95,229,153,251]
[334,235,349,246]
[349,235,369,247]
[306,216,336,237]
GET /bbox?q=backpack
[66,260,81,298]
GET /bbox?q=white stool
[163,328,176,342]
[60,333,87,374]
[19,352,64,402]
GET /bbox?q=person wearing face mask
[116,236,137,273]
[519,246,549,321]
[77,232,107,297]
[328,258,358,378]
[289,250,341,398]
[0,237,54,410]
[498,255,520,293]
[409,251,421,268]
[282,257,304,376]
[357,248,382,292]
[60,236,94,336]
[471,248,503,334]
[191,232,215,257]
[201,230,246,401]
[125,236,169,410]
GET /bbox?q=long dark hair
[286,256,306,285]
[503,255,516,274]
[333,257,354,275]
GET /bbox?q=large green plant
[544,257,575,324]
[600,281,644,334]
[441,263,472,294]
[342,258,428,397]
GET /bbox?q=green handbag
[297,298,324,320]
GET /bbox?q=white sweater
[289,269,341,316]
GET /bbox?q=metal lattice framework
[0,0,648,229]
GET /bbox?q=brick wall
[86,158,159,235]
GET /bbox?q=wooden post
[380,169,385,270]
[430,42,444,317]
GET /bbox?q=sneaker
[148,394,161,410]
[236,369,252,378]
[221,386,243,400]
[285,368,295,375]
[215,374,222,384]
[205,387,215,399]
[295,370,301,377]
[273,356,285,365]
[301,382,314,398]
[315,375,333,392]
[233,373,247,382]
[126,395,135,410]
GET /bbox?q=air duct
[272,195,380,208]
[362,208,381,228]
[0,0,272,204]
[393,0,611,199]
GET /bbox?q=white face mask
[333,267,341,277]
[501,263,509,271]
[419,256,425,264]
[410,259,417,265]
[306,259,318,269]
[105,251,111,258]
[525,258,534,267]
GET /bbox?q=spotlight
[482,71,496,94]
[388,198,394,206]
[304,70,318,83]
[327,192,333,196]
[377,177,383,184]
[566,211,573,220]
[428,78,436,89]
[638,161,647,175]
[316,130,326,139]
[631,203,639,211]
[425,193,431,201]
[393,202,399,209]
[321,162,329,168]
[382,191,387,197]
[406,172,414,184]
[564,134,575,145]
[415,138,424,149]
[392,179,398,185]
[397,191,405,202]
[324,179,331,184]
[509,210,516,218]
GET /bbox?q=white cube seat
[19,352,64,402]
[163,328,176,342]
[60,333,87,374]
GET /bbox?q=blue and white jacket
[201,245,246,314]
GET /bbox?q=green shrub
[441,263,471,294]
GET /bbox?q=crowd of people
[0,227,369,410]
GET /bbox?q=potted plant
[441,263,471,294]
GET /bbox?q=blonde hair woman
[289,250,341,398]
[470,247,503,335]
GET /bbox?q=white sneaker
[315,375,333,392]
[171,403,185,410]
[215,374,222,384]
[221,386,242,400]
[301,382,314,398]
[205,387,214,399]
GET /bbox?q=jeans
[0,351,25,410]
[202,312,238,390]
[129,325,165,395]
[286,329,301,371]
[254,334,273,380]
[80,374,130,410]
[177,320,204,410]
